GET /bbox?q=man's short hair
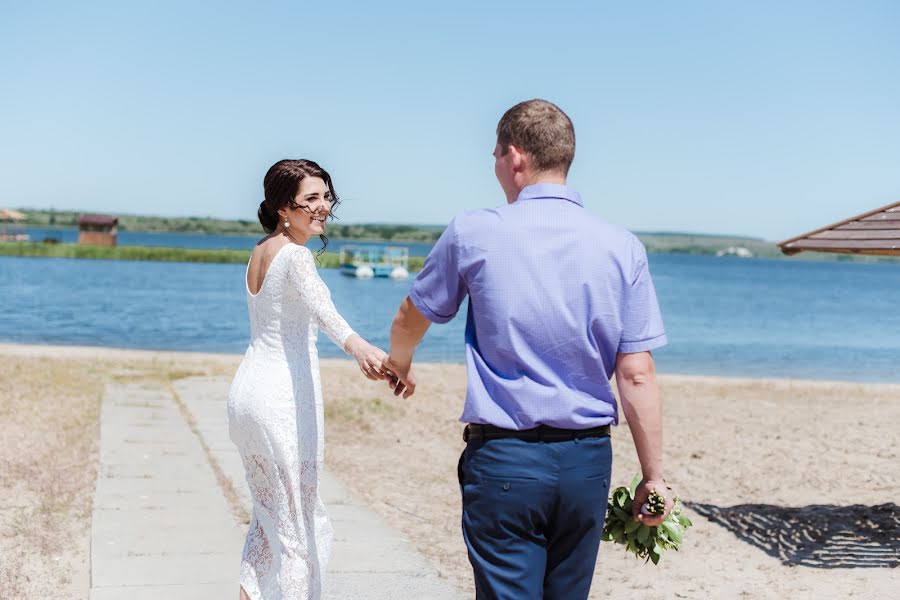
[496,99,575,175]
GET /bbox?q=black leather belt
[463,423,611,443]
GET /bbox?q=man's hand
[381,355,416,399]
[632,479,674,527]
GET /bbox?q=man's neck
[524,171,567,187]
[509,171,568,202]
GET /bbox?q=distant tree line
[18,209,445,240]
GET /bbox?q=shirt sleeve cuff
[618,332,668,354]
[409,287,457,324]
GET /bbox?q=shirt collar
[515,183,583,207]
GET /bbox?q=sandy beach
[1,343,898,599]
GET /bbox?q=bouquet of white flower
[601,474,692,564]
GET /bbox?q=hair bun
[257,199,278,233]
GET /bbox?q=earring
[284,220,290,228]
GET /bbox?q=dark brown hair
[496,99,576,175]
[258,159,340,252]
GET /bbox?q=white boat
[339,245,410,279]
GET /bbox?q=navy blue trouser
[457,434,613,600]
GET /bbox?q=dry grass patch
[0,355,105,598]
[325,394,404,433]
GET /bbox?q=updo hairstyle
[257,159,340,251]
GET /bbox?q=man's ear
[509,145,528,173]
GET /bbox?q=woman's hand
[344,334,388,381]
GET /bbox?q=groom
[383,99,673,599]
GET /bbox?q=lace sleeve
[290,246,356,351]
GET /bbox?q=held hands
[380,355,416,399]
[344,334,389,381]
[632,478,674,527]
[343,334,417,397]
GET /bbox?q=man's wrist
[387,350,413,369]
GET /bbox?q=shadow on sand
[686,501,899,568]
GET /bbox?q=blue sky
[1,1,898,241]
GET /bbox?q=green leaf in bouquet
[652,542,664,556]
[610,523,625,540]
[614,488,630,509]
[662,520,683,544]
[649,550,661,565]
[676,514,693,528]
[636,524,651,545]
[624,518,641,534]
[628,473,641,500]
[612,506,630,523]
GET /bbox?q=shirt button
[502,482,510,491]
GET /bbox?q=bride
[228,159,388,600]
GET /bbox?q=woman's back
[245,242,316,353]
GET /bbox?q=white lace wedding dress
[227,243,355,600]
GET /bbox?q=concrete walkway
[90,377,464,599]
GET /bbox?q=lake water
[24,227,437,256]
[1,254,898,382]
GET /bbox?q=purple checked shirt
[409,184,667,430]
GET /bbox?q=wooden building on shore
[78,214,119,246]
[778,201,900,257]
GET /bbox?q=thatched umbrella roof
[0,208,26,222]
[778,201,900,257]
